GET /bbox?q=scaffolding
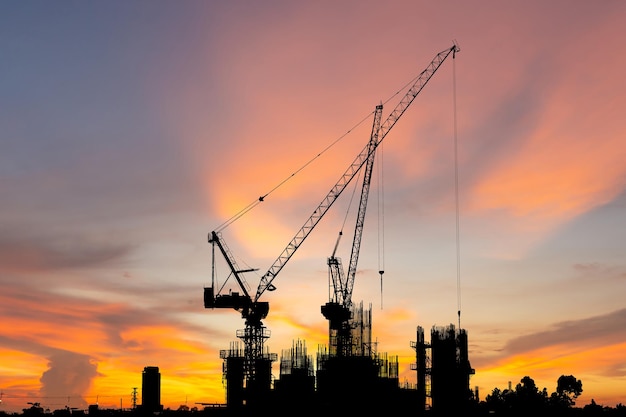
[273,340,316,408]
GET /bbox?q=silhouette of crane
[204,42,459,399]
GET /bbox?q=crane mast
[205,43,459,400]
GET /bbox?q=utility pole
[131,387,138,409]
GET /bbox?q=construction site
[203,44,475,415]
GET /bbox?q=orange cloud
[0,350,47,384]
[473,126,624,222]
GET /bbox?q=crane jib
[254,44,459,302]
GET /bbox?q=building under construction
[214,303,474,414]
[412,324,476,414]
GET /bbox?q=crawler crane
[204,43,459,401]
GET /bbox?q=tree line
[469,374,626,416]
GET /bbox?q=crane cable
[214,68,432,234]
[453,44,462,329]
[377,141,385,310]
[341,166,363,234]
[214,111,376,233]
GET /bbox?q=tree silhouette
[512,376,548,414]
[549,374,583,411]
[557,374,583,405]
[484,375,589,416]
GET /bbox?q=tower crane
[323,43,460,357]
[204,43,459,396]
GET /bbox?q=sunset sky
[2,0,626,413]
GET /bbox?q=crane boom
[380,44,458,140]
[328,104,383,307]
[255,105,383,302]
[340,104,382,305]
[260,43,459,303]
[343,44,459,305]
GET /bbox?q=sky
[1,0,626,412]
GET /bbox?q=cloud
[0,336,98,409]
[503,309,626,355]
[40,351,99,410]
[0,233,132,276]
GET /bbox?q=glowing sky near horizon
[2,0,626,412]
